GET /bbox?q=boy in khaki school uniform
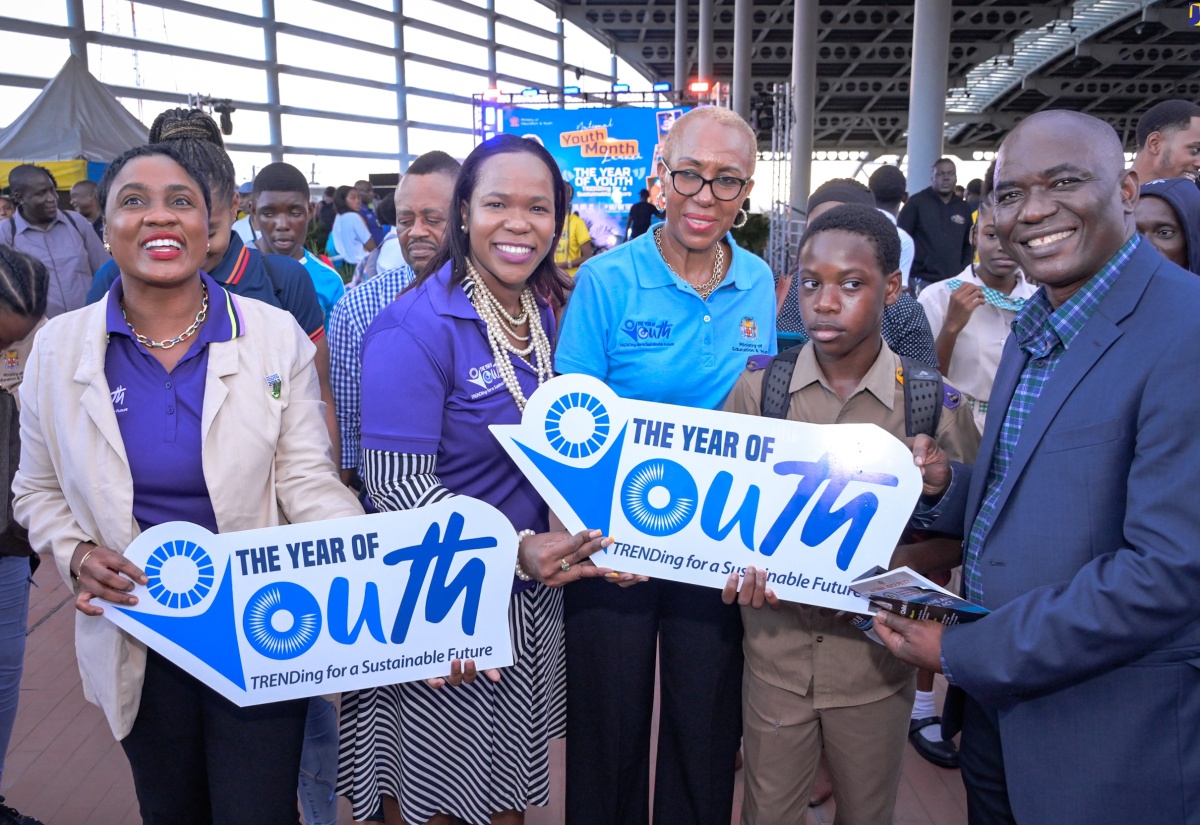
[722,204,979,825]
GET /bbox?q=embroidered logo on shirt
[3,351,18,371]
[739,317,758,340]
[466,362,505,399]
[265,373,282,399]
[619,319,674,348]
[111,385,128,414]
[950,214,966,225]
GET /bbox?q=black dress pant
[121,650,309,825]
[564,577,744,825]
[960,692,1018,825]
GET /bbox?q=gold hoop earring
[732,208,749,229]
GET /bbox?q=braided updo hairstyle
[148,108,237,205]
[0,246,48,321]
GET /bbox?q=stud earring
[103,240,111,253]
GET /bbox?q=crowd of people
[0,91,1195,825]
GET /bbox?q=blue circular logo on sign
[620,459,698,536]
[144,540,215,609]
[545,392,610,458]
[242,583,322,660]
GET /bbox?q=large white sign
[492,374,921,611]
[104,498,516,706]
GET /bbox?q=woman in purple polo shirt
[337,134,614,825]
[12,143,363,825]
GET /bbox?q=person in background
[898,158,974,292]
[624,188,662,241]
[919,188,1038,434]
[314,186,336,254]
[69,180,105,238]
[868,164,915,288]
[0,246,48,825]
[352,196,400,285]
[0,198,13,221]
[554,183,594,278]
[331,185,375,280]
[1130,99,1200,184]
[14,141,364,825]
[328,150,459,488]
[964,178,983,210]
[556,106,775,825]
[780,178,937,366]
[2,164,109,318]
[337,133,617,825]
[251,162,345,323]
[1136,176,1200,274]
[354,179,386,247]
[231,181,255,243]
[86,108,340,468]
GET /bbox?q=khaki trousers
[741,668,915,825]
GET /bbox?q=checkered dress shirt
[327,262,416,472]
[961,235,1140,603]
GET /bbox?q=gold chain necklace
[122,285,209,350]
[654,226,726,300]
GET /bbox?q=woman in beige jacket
[12,143,362,825]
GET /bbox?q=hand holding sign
[72,541,149,615]
[100,498,520,706]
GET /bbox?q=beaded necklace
[654,225,726,300]
[465,259,553,412]
[122,285,209,350]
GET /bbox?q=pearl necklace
[122,285,209,349]
[654,226,726,300]
[465,260,553,412]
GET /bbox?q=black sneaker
[0,797,44,825]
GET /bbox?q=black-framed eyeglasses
[662,163,749,202]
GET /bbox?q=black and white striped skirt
[337,582,566,825]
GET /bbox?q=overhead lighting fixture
[563,85,581,95]
[521,87,540,96]
[689,80,711,93]
[652,81,671,92]
[612,83,630,93]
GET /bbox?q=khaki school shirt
[723,341,980,709]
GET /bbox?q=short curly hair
[798,202,901,275]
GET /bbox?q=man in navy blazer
[874,109,1200,824]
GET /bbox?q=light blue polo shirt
[557,230,777,410]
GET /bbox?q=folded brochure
[849,566,989,626]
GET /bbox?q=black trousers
[121,650,309,825]
[564,577,744,825]
[960,693,1018,825]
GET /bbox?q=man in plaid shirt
[874,110,1200,825]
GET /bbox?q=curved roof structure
[557,0,1200,151]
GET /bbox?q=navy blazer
[927,239,1200,824]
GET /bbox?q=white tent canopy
[0,55,147,162]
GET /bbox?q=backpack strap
[755,343,805,420]
[899,356,943,437]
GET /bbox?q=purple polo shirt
[360,263,555,589]
[104,272,245,533]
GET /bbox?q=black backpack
[758,343,944,437]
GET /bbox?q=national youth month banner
[498,106,688,248]
[102,498,516,706]
[491,375,923,612]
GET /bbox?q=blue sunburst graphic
[144,540,215,609]
[545,392,610,458]
[620,459,698,536]
[242,583,322,661]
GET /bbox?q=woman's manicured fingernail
[590,529,602,537]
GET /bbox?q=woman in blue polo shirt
[555,106,777,825]
[337,134,614,825]
[12,143,363,824]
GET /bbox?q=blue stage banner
[499,106,688,248]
